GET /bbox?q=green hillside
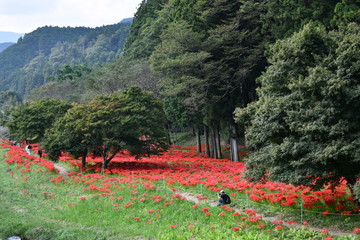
[0,22,132,95]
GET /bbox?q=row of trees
[120,0,360,202]
[7,87,168,172]
[3,0,359,202]
[121,0,358,162]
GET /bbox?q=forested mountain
[0,21,132,95]
[0,42,14,52]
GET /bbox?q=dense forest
[0,20,132,95]
[1,0,360,201]
[0,42,14,52]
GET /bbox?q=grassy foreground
[0,144,359,240]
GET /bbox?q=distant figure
[37,149,43,158]
[217,190,231,206]
[25,145,32,155]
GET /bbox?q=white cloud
[0,0,142,33]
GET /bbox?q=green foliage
[235,23,360,194]
[332,0,360,26]
[49,64,92,82]
[0,22,132,96]
[150,20,211,116]
[0,90,22,125]
[26,65,92,103]
[43,103,91,160]
[163,96,190,127]
[7,99,72,143]
[83,57,160,99]
[124,0,167,59]
[44,86,168,168]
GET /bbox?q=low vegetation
[1,141,358,240]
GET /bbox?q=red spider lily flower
[192,204,198,209]
[139,198,146,202]
[230,193,237,196]
[79,196,86,200]
[219,211,225,216]
[124,201,133,208]
[245,209,257,216]
[302,221,309,226]
[170,225,177,228]
[201,207,209,212]
[322,210,329,216]
[210,226,216,229]
[320,228,329,235]
[353,228,360,234]
[341,211,351,215]
[133,217,140,221]
[188,226,194,230]
[231,227,240,231]
[248,216,262,222]
[146,221,154,224]
[257,222,265,228]
[196,196,208,200]
[205,212,211,216]
[147,209,155,213]
[249,194,262,202]
[151,196,163,203]
[274,226,283,230]
[324,237,333,240]
[232,212,241,216]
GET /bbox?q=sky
[0,0,143,33]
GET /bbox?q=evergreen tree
[235,23,360,203]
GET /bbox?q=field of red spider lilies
[1,140,359,239]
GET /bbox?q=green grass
[0,148,359,240]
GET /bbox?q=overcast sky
[0,0,143,33]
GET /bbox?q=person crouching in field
[217,190,231,206]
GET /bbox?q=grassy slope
[0,148,130,239]
[0,146,358,240]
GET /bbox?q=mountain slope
[0,42,14,52]
[0,21,132,96]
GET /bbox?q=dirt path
[177,192,355,237]
[53,163,69,177]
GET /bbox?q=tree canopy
[43,86,168,171]
[234,22,360,200]
[7,99,72,143]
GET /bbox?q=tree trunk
[81,153,87,171]
[210,127,218,158]
[166,124,173,146]
[347,178,360,208]
[216,125,222,159]
[196,126,202,154]
[101,148,120,173]
[229,121,239,162]
[204,125,210,157]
